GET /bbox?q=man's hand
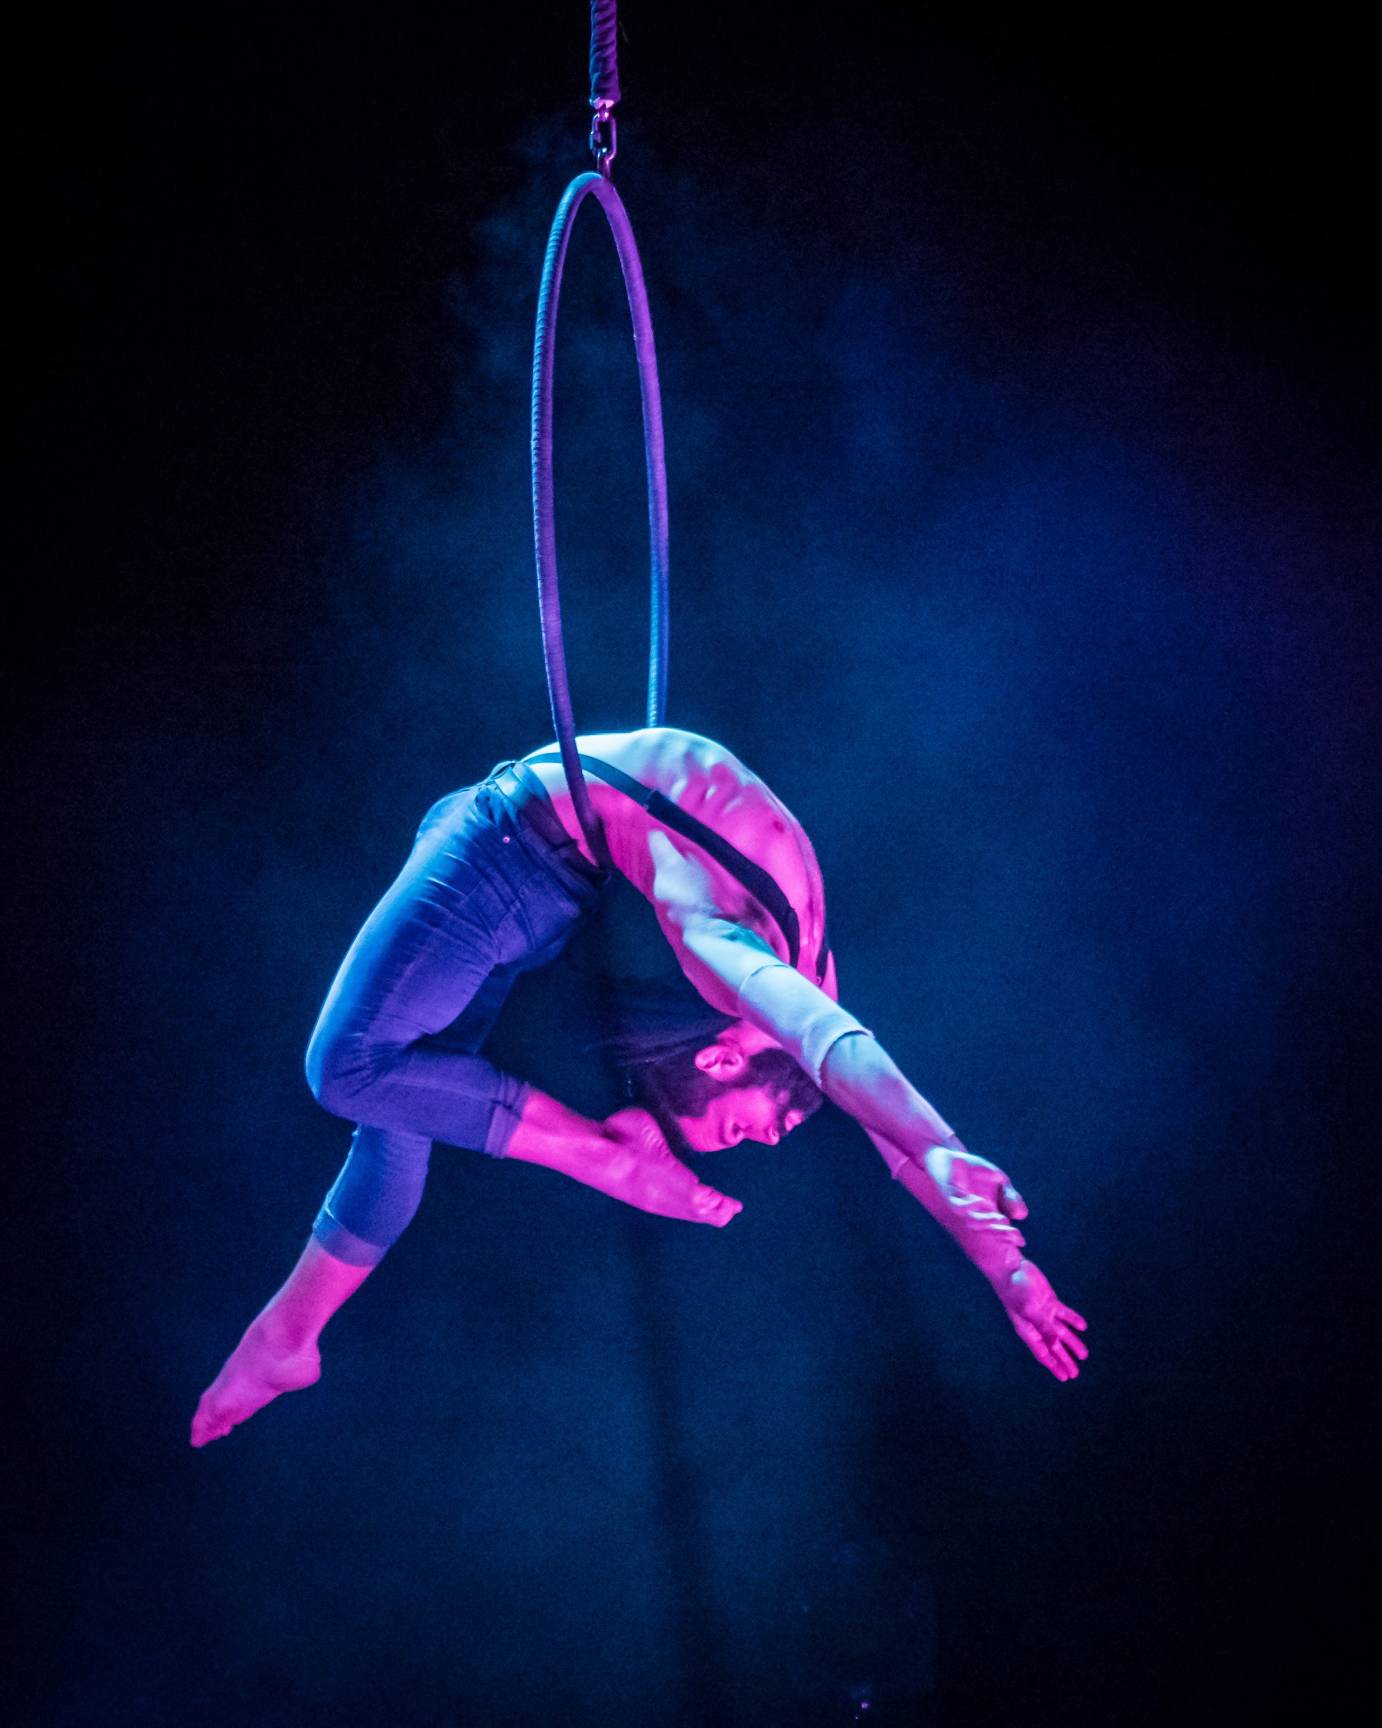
[923,1147,1090,1378]
[922,1144,1030,1233]
[866,1126,1089,1377]
[881,1136,1030,1286]
[994,1258,1089,1382]
[590,1107,744,1227]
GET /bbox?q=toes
[693,1186,740,1220]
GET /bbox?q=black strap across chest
[525,751,829,983]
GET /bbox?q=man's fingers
[1056,1323,1089,1360]
[1017,1319,1066,1380]
[1003,1184,1028,1219]
[1013,1313,1078,1381]
[950,1195,1024,1238]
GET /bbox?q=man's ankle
[252,1306,318,1356]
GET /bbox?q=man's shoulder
[562,727,758,798]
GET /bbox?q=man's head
[622,1023,825,1153]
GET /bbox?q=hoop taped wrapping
[530,170,669,870]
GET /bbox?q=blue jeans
[304,759,605,1266]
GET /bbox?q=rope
[588,0,621,107]
[588,1,620,176]
[530,169,670,872]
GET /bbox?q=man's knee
[304,1023,364,1116]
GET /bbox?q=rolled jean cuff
[483,1080,532,1159]
[312,1203,390,1267]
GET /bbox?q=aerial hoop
[530,168,669,873]
[529,3,664,872]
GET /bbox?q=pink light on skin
[665,1023,805,1152]
[190,1098,748,1447]
[866,1125,1091,1381]
[672,1085,804,1152]
[192,722,1092,1448]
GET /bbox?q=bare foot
[190,1315,322,1447]
[597,1108,743,1225]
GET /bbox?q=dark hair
[627,1042,825,1137]
[582,976,825,1142]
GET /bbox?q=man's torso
[517,728,832,1014]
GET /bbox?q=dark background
[15,6,1375,1724]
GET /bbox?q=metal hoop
[530,171,670,870]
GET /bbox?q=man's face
[671,1082,807,1153]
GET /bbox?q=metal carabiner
[588,99,618,178]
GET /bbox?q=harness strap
[525,751,829,983]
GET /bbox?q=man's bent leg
[310,1125,433,1267]
[302,781,585,1155]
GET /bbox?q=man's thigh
[312,780,590,1051]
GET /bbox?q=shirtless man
[191,729,1087,1447]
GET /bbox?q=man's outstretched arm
[859,1110,1089,1380]
[671,900,1089,1379]
[797,1005,1089,1381]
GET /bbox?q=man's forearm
[820,1034,1023,1291]
[818,1030,964,1157]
